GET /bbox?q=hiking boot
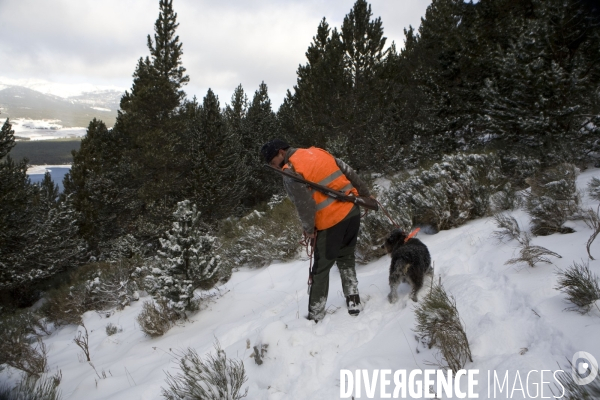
[346,294,361,316]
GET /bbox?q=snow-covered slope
[3,169,600,400]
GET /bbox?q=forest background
[1,0,599,310]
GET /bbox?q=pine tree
[290,18,348,150]
[1,119,83,304]
[147,200,222,312]
[401,0,485,160]
[66,0,193,251]
[0,118,36,292]
[120,0,188,124]
[336,0,388,168]
[280,1,389,169]
[35,172,59,217]
[224,85,255,213]
[243,82,281,207]
[63,118,136,250]
[224,85,248,143]
[188,89,246,222]
[0,117,16,160]
[113,0,190,241]
[481,0,600,166]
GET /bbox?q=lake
[28,166,71,192]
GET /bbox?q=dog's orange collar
[404,228,420,243]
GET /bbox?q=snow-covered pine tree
[481,0,600,167]
[1,120,84,305]
[391,0,481,163]
[386,153,503,232]
[147,200,223,312]
[525,163,580,235]
[19,195,85,286]
[217,195,301,268]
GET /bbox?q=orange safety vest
[283,147,358,230]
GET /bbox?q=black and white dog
[383,228,433,303]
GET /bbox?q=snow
[27,165,72,175]
[2,169,600,399]
[11,118,87,141]
[0,77,124,99]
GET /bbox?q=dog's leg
[424,264,435,292]
[404,275,418,302]
[407,266,425,302]
[425,264,434,277]
[388,261,403,304]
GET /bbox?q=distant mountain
[0,86,121,128]
[67,90,122,112]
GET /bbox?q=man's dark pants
[308,206,360,321]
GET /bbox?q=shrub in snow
[105,323,119,336]
[145,200,223,312]
[489,182,522,213]
[96,234,147,262]
[414,282,472,373]
[387,153,503,232]
[84,261,139,311]
[41,284,88,327]
[217,196,301,268]
[525,163,579,236]
[162,341,248,400]
[249,343,268,366]
[492,213,525,244]
[499,155,541,189]
[355,190,412,263]
[0,310,49,377]
[0,370,62,400]
[555,260,600,314]
[137,300,180,338]
[588,177,600,202]
[72,325,91,362]
[505,234,562,268]
[553,361,600,399]
[41,261,139,326]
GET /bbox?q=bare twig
[73,325,91,362]
[583,206,600,260]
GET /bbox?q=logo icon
[572,351,599,385]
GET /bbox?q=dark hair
[261,139,290,163]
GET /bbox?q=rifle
[264,164,379,211]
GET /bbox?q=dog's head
[383,228,408,254]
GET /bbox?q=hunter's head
[261,139,289,169]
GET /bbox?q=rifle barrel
[264,164,378,211]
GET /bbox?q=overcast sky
[0,0,432,108]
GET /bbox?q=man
[261,139,371,322]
